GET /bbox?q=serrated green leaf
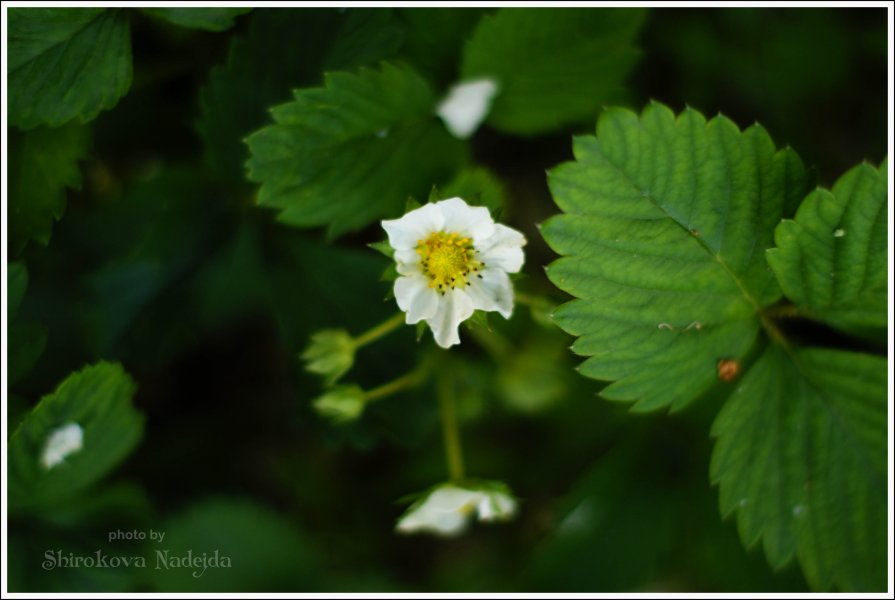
[710,345,886,591]
[766,160,887,341]
[8,8,132,129]
[441,166,507,213]
[8,262,28,319]
[8,124,90,253]
[246,62,466,237]
[142,7,251,31]
[197,8,404,183]
[542,103,811,412]
[8,362,144,511]
[461,8,645,135]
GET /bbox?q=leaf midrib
[595,149,766,315]
[10,9,108,76]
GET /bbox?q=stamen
[415,231,484,291]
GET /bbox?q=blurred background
[6,7,887,592]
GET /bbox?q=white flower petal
[394,248,421,276]
[427,288,475,348]
[465,268,513,319]
[436,197,494,243]
[396,486,484,537]
[436,78,500,139]
[381,203,444,250]
[394,275,439,324]
[477,490,518,522]
[41,422,84,470]
[477,224,526,273]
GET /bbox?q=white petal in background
[41,422,84,470]
[396,485,518,537]
[436,78,500,140]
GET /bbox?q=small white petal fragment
[436,78,500,139]
[381,197,525,348]
[833,228,845,237]
[396,484,518,537]
[41,423,84,470]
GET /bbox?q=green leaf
[197,8,403,183]
[398,8,490,86]
[246,62,466,236]
[542,103,811,411]
[8,8,132,128]
[710,345,887,591]
[7,262,47,385]
[141,7,251,31]
[8,262,28,319]
[766,160,887,341]
[461,8,645,135]
[154,498,314,592]
[8,124,90,253]
[441,166,507,213]
[8,362,144,511]
[9,322,48,387]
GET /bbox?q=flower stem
[437,370,466,482]
[365,369,424,403]
[353,313,405,348]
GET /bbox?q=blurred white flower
[436,78,499,139]
[381,197,525,348]
[41,422,83,470]
[396,483,518,537]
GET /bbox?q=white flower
[381,197,525,349]
[436,78,500,139]
[41,422,84,470]
[396,483,518,537]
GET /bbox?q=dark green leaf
[8,262,28,319]
[8,362,144,510]
[711,345,887,591]
[441,166,507,213]
[8,8,132,128]
[766,160,887,341]
[398,8,490,86]
[461,8,645,135]
[9,322,48,387]
[542,103,810,411]
[197,8,403,182]
[246,62,466,236]
[8,124,89,253]
[141,7,251,31]
[154,498,314,592]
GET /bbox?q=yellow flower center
[416,231,484,293]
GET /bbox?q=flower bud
[312,385,366,423]
[301,329,355,384]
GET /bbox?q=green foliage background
[5,7,888,593]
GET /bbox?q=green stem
[364,369,423,403]
[437,370,466,482]
[353,313,405,348]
